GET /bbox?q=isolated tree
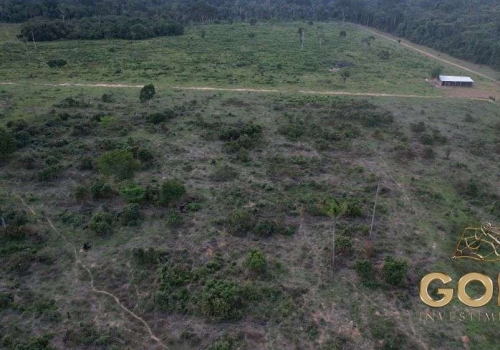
[340,30,347,38]
[140,84,156,106]
[326,199,347,277]
[361,36,375,48]
[430,66,444,79]
[339,69,351,84]
[298,27,305,50]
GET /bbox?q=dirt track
[0,81,495,102]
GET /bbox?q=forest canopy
[2,0,500,69]
[19,17,184,41]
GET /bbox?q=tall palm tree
[326,199,347,278]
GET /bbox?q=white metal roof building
[439,75,474,87]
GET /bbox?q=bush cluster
[90,212,113,235]
[97,149,138,180]
[159,180,186,206]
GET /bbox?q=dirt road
[0,81,494,102]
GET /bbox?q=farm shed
[439,75,474,87]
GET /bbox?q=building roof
[439,75,474,83]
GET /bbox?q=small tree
[249,18,257,26]
[340,30,347,38]
[339,69,351,84]
[0,128,16,158]
[430,66,444,79]
[325,199,347,277]
[139,84,156,106]
[298,27,305,50]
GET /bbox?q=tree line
[2,0,500,69]
[19,16,184,41]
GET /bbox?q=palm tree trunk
[332,220,336,277]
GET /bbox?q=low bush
[120,183,146,203]
[422,146,436,159]
[78,157,94,170]
[36,165,62,182]
[167,212,183,227]
[90,179,113,199]
[159,180,186,206]
[74,185,89,202]
[210,165,239,182]
[47,59,67,68]
[200,279,243,322]
[246,249,267,273]
[119,204,141,226]
[226,210,255,237]
[355,259,377,288]
[90,212,114,235]
[0,128,16,158]
[97,149,138,180]
[382,256,408,287]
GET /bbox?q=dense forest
[1,0,499,68]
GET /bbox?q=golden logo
[419,223,500,308]
[453,223,500,261]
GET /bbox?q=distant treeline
[3,0,500,69]
[19,17,184,41]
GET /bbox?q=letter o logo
[458,273,493,307]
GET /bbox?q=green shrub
[47,59,67,68]
[0,128,17,158]
[382,256,408,287]
[355,260,377,288]
[119,204,141,226]
[246,249,267,273]
[120,183,145,203]
[17,154,36,169]
[226,210,255,237]
[137,148,154,165]
[146,110,174,124]
[74,185,89,202]
[345,199,363,218]
[0,292,13,310]
[210,165,239,182]
[36,165,61,182]
[90,212,114,235]
[167,211,183,227]
[44,156,59,166]
[78,157,94,170]
[97,150,138,180]
[336,237,353,255]
[159,180,186,206]
[132,247,168,266]
[254,219,279,237]
[422,146,436,159]
[90,179,113,199]
[200,279,243,321]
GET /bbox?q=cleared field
[2,81,500,349]
[1,21,491,96]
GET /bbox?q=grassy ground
[1,83,500,349]
[0,21,483,95]
[2,20,500,350]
